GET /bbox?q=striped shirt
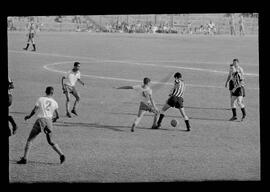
[232,71,244,91]
[170,79,185,98]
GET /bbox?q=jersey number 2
[45,100,52,111]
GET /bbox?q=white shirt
[35,96,58,119]
[132,85,152,104]
[65,70,81,86]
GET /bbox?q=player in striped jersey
[153,72,191,131]
[115,77,159,132]
[225,59,246,121]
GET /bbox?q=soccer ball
[171,119,178,127]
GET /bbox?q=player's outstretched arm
[115,86,133,89]
[24,106,38,121]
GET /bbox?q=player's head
[73,62,80,71]
[174,72,182,79]
[143,77,151,85]
[233,58,239,66]
[45,86,54,96]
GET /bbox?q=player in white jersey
[62,62,85,117]
[115,77,159,132]
[153,72,191,131]
[17,87,65,164]
[23,19,37,51]
[225,58,246,121]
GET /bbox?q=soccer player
[225,59,246,121]
[8,77,17,136]
[17,86,65,164]
[153,72,191,131]
[239,15,245,36]
[23,19,37,51]
[115,77,159,132]
[62,62,85,118]
[229,14,236,35]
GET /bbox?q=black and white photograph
[7,13,260,183]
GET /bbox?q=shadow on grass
[9,159,59,166]
[108,112,229,122]
[54,121,187,132]
[54,121,127,132]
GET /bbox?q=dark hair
[143,77,151,85]
[45,86,54,95]
[233,58,239,63]
[174,72,182,79]
[74,62,80,67]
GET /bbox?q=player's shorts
[229,80,234,91]
[167,95,184,109]
[139,102,157,113]
[29,118,53,139]
[28,33,34,39]
[232,86,245,97]
[63,84,76,94]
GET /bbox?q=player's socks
[71,108,78,116]
[23,43,29,50]
[184,120,191,131]
[241,107,246,121]
[66,112,72,118]
[32,44,36,51]
[157,114,165,126]
[60,155,65,164]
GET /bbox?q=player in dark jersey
[153,72,191,131]
[23,19,37,51]
[8,77,18,136]
[225,59,246,121]
[229,71,246,121]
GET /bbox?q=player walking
[8,77,18,136]
[62,62,85,118]
[229,14,236,35]
[23,19,37,51]
[239,15,245,36]
[153,72,191,131]
[225,59,246,121]
[115,77,159,132]
[17,86,65,164]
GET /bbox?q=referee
[153,72,191,131]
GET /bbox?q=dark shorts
[167,96,184,109]
[28,118,52,139]
[232,86,245,97]
[28,33,34,39]
[229,80,234,91]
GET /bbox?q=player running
[115,77,159,132]
[23,19,37,51]
[8,77,18,136]
[17,86,65,164]
[153,72,191,131]
[62,62,85,118]
[225,59,246,121]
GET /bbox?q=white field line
[43,61,259,90]
[9,50,259,77]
